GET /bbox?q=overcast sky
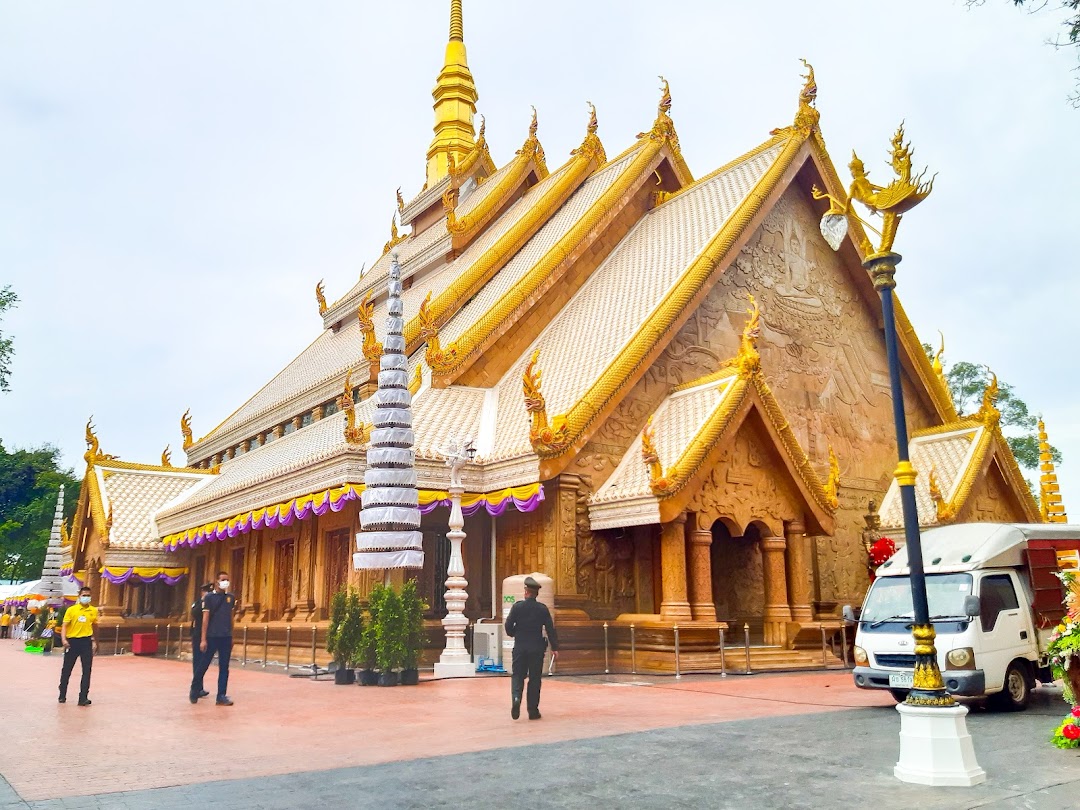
[1,1,1077,511]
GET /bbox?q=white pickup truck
[846,522,1080,710]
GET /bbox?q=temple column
[541,474,588,614]
[296,519,317,622]
[688,513,716,622]
[659,513,692,623]
[761,534,792,646]
[784,519,814,623]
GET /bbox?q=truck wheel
[990,661,1032,711]
[889,688,909,703]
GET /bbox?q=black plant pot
[378,671,400,687]
[400,668,420,686]
[360,669,379,686]
[334,667,355,685]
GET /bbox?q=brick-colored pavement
[0,640,890,802]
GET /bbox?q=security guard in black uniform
[504,576,558,720]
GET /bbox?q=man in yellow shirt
[0,610,11,639]
[59,587,99,706]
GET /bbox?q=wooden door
[325,529,351,602]
[275,540,295,618]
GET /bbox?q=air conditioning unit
[473,621,502,665]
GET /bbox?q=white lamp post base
[894,702,986,786]
[434,660,477,679]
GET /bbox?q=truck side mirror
[842,605,857,624]
[963,595,980,618]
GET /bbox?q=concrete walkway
[2,641,1079,808]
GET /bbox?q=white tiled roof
[97,467,210,550]
[490,142,785,459]
[412,386,488,461]
[879,425,983,528]
[591,374,739,504]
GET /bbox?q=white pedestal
[433,660,477,679]
[894,702,986,786]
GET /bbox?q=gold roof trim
[527,127,807,464]
[1039,418,1068,523]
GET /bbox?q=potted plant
[326,586,361,684]
[358,584,385,685]
[399,579,426,685]
[375,585,404,686]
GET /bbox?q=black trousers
[511,647,545,713]
[191,636,232,698]
[1,625,9,638]
[59,637,94,700]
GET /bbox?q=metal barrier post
[165,624,170,658]
[841,626,849,667]
[820,626,828,667]
[242,625,248,666]
[603,622,609,675]
[674,625,681,680]
[262,625,269,668]
[719,627,726,678]
[630,624,637,675]
[743,623,752,674]
[114,624,120,656]
[311,626,317,667]
[285,625,292,672]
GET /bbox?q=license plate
[888,671,914,688]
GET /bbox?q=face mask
[218,581,230,591]
[79,596,91,605]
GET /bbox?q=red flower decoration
[869,537,897,566]
[1063,722,1080,740]
[1072,707,1080,718]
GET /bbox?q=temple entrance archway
[709,518,765,632]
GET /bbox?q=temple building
[64,1,1054,667]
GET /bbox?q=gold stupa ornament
[426,0,479,187]
[814,122,935,256]
[1039,418,1068,523]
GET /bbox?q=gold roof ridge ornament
[736,293,762,377]
[1038,417,1068,523]
[382,214,407,257]
[161,445,172,468]
[636,76,683,162]
[571,102,607,165]
[316,279,328,315]
[427,0,478,187]
[180,408,194,450]
[408,362,423,396]
[357,291,383,364]
[823,443,841,510]
[928,465,957,523]
[419,291,454,369]
[338,371,370,447]
[84,417,118,464]
[973,368,1000,426]
[396,187,405,214]
[931,331,955,410]
[641,415,675,495]
[523,349,570,455]
[771,58,820,139]
[813,121,936,257]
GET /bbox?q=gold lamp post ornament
[818,125,952,707]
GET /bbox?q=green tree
[0,442,81,582]
[0,286,17,392]
[922,344,1062,470]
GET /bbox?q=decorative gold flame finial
[396,187,405,214]
[382,214,407,256]
[84,417,99,461]
[161,445,172,467]
[586,101,598,135]
[1038,418,1068,523]
[771,58,820,139]
[657,75,672,116]
[928,465,957,523]
[419,291,446,368]
[523,349,571,455]
[338,371,370,446]
[315,279,328,315]
[736,293,762,376]
[357,291,383,364]
[529,106,538,138]
[571,102,606,164]
[641,415,672,493]
[974,369,1000,425]
[180,409,193,449]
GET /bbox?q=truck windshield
[861,573,973,625]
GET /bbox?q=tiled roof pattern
[412,386,488,461]
[879,426,982,528]
[99,468,208,549]
[438,148,642,346]
[592,375,738,503]
[491,142,785,459]
[206,162,574,444]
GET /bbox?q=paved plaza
[2,642,1080,809]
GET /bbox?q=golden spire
[426,0,479,187]
[1038,418,1068,523]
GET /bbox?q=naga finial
[586,101,598,135]
[409,362,423,396]
[382,214,407,256]
[522,349,570,455]
[447,150,458,178]
[571,102,606,165]
[338,371,370,446]
[396,186,405,213]
[419,290,444,364]
[161,445,172,467]
[84,417,100,463]
[523,349,545,414]
[657,75,672,117]
[928,465,956,523]
[180,408,193,449]
[736,293,762,376]
[975,369,1000,425]
[932,331,954,408]
[529,106,538,138]
[316,279,328,315]
[771,58,820,139]
[799,58,817,108]
[60,520,70,547]
[477,114,486,143]
[823,444,840,510]
[357,291,383,364]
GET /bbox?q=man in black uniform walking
[504,576,558,720]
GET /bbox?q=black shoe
[215,696,234,706]
[511,696,521,720]
[189,692,199,704]
[528,711,541,720]
[58,696,66,704]
[78,698,91,707]
[199,690,209,697]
